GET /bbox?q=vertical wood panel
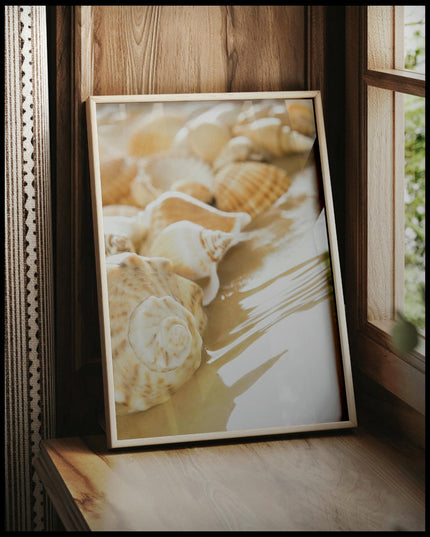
[88,5,306,95]
[48,5,75,438]
[367,6,395,71]
[307,6,326,97]
[73,6,102,374]
[367,86,395,321]
[345,6,367,333]
[308,6,348,272]
[218,6,306,92]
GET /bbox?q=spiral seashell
[213,161,291,218]
[103,212,147,252]
[128,113,186,157]
[100,157,140,206]
[212,135,270,171]
[106,253,206,415]
[148,220,237,305]
[105,233,135,257]
[140,191,251,251]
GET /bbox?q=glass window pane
[404,6,425,74]
[404,93,425,332]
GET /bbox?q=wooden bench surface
[37,430,425,531]
[35,426,425,532]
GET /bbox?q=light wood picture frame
[86,91,357,449]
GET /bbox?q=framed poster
[86,91,357,448]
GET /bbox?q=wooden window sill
[35,425,425,531]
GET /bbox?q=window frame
[345,6,425,415]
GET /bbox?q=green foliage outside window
[404,94,425,332]
[402,7,425,335]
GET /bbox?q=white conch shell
[128,113,186,157]
[233,117,314,156]
[212,135,270,171]
[103,212,147,252]
[105,233,135,257]
[106,253,206,415]
[140,191,251,251]
[148,220,237,305]
[172,103,239,163]
[213,161,292,218]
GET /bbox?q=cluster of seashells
[100,99,315,415]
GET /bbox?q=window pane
[404,93,425,332]
[404,6,425,74]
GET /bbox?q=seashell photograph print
[86,92,357,448]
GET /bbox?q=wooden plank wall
[47,5,335,437]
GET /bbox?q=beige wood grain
[367,6,395,70]
[34,452,89,531]
[367,85,395,322]
[37,433,425,531]
[393,6,404,70]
